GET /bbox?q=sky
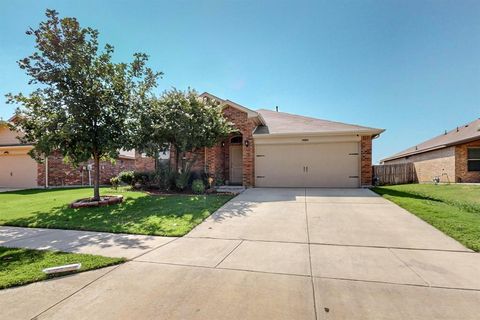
[0,0,479,163]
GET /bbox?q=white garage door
[255,142,360,188]
[0,153,38,188]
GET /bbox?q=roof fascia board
[254,129,384,139]
[381,145,447,162]
[0,145,33,150]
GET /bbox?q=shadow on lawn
[372,187,443,203]
[5,194,231,237]
[0,247,48,268]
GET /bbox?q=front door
[229,145,243,184]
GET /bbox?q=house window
[230,136,242,144]
[467,148,480,171]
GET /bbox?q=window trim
[467,147,480,172]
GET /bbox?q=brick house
[0,122,154,188]
[171,92,384,188]
[1,92,384,189]
[381,118,480,183]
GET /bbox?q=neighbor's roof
[254,109,384,136]
[382,118,480,162]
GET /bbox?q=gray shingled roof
[382,118,480,162]
[254,109,384,136]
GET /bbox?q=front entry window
[230,136,242,144]
[467,148,480,171]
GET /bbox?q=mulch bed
[145,189,217,196]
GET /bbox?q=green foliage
[135,88,234,170]
[110,176,120,189]
[192,179,205,194]
[158,165,176,190]
[175,171,191,191]
[6,9,161,200]
[118,171,135,186]
[133,171,158,188]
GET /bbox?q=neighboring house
[0,121,154,188]
[381,118,480,183]
[172,92,384,188]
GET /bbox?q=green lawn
[0,246,124,289]
[0,187,233,236]
[373,184,480,252]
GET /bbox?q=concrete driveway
[2,188,480,320]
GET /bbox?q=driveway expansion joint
[129,236,179,261]
[214,240,244,268]
[388,247,431,287]
[304,188,319,320]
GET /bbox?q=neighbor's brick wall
[383,147,456,183]
[134,153,156,172]
[38,151,155,187]
[455,140,480,183]
[360,136,373,186]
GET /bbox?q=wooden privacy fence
[372,163,418,185]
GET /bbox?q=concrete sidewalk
[0,226,176,259]
[2,188,480,320]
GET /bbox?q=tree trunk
[175,148,180,173]
[93,154,101,201]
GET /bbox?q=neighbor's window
[467,148,480,171]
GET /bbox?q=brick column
[360,136,373,187]
[242,135,255,187]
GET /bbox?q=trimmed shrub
[133,171,157,188]
[192,179,205,194]
[118,171,135,186]
[110,176,120,189]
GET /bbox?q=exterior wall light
[244,140,249,147]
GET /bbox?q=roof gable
[254,109,384,136]
[382,118,480,162]
[199,92,260,119]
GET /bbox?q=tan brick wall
[360,136,372,186]
[384,147,456,183]
[38,151,155,187]
[455,140,480,183]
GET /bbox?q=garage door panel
[0,154,38,188]
[305,143,359,188]
[255,142,359,188]
[255,144,305,187]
